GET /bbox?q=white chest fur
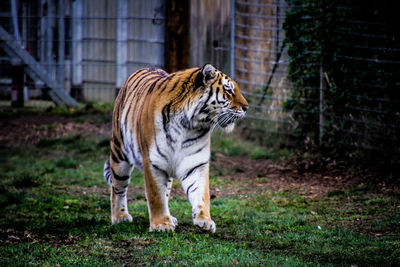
[149,114,211,181]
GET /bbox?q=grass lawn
[0,106,399,266]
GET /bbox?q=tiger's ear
[201,64,217,85]
[194,64,217,89]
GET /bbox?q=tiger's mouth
[216,111,245,128]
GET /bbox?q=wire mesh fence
[236,0,399,171]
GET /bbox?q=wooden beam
[11,65,24,108]
[165,0,190,73]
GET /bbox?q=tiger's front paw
[149,216,177,232]
[112,211,133,224]
[193,216,216,233]
[170,215,178,227]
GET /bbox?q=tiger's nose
[242,105,248,112]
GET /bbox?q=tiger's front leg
[143,159,177,232]
[180,163,216,233]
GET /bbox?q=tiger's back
[105,64,248,232]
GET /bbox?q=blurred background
[0,0,399,177]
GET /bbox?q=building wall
[190,0,232,75]
[73,0,166,103]
[81,0,117,102]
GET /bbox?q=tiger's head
[193,64,248,132]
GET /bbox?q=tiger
[103,64,248,233]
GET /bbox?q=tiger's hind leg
[105,158,133,224]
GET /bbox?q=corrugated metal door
[73,0,165,103]
[127,0,165,74]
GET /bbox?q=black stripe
[170,72,196,103]
[162,103,170,134]
[168,80,181,93]
[182,129,209,147]
[115,104,122,131]
[175,80,189,99]
[194,68,204,89]
[105,174,112,184]
[113,137,122,150]
[157,75,173,95]
[113,187,126,195]
[182,162,208,181]
[180,115,191,129]
[122,69,148,94]
[113,144,127,162]
[127,143,142,169]
[135,75,158,100]
[129,69,153,87]
[125,70,152,100]
[104,160,112,184]
[189,143,207,156]
[111,150,120,163]
[123,103,132,129]
[151,163,168,178]
[126,68,148,85]
[183,69,200,89]
[111,168,130,181]
[162,103,176,146]
[190,187,198,194]
[119,128,124,146]
[186,182,196,196]
[147,76,164,94]
[155,139,168,161]
[198,89,214,116]
[114,184,128,194]
[125,71,157,102]
[215,87,224,104]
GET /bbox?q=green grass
[0,101,114,122]
[211,131,292,161]
[0,112,399,266]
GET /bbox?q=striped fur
[104,64,248,232]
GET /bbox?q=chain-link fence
[235,0,399,173]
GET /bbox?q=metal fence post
[57,0,65,92]
[72,0,83,99]
[116,0,128,95]
[39,0,46,69]
[46,0,54,74]
[11,0,21,43]
[230,0,235,79]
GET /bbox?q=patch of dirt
[0,228,81,246]
[208,153,368,199]
[0,114,111,146]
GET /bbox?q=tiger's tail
[104,159,112,185]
